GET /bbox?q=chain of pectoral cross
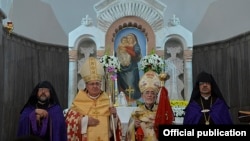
[125,86,134,106]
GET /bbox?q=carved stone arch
[105,16,155,54]
[94,0,166,32]
[165,34,189,49]
[77,38,97,59]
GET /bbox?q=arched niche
[77,38,97,90]
[164,38,185,100]
[105,16,156,55]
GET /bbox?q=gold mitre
[139,70,161,93]
[80,57,104,82]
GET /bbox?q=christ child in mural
[117,36,131,66]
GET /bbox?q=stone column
[184,49,193,100]
[68,49,78,107]
[0,9,6,45]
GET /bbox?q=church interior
[1,0,250,140]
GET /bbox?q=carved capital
[69,50,77,62]
[183,50,193,61]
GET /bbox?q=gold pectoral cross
[125,86,134,106]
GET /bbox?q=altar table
[116,107,137,137]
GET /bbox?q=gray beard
[38,94,49,104]
[39,96,47,102]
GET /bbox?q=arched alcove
[164,38,185,100]
[77,39,97,90]
[105,16,155,55]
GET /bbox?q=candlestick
[162,55,165,72]
[164,59,166,72]
[108,95,117,141]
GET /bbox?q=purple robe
[183,98,233,124]
[17,104,67,141]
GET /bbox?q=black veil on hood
[189,71,229,107]
[20,81,61,113]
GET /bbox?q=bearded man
[17,81,67,141]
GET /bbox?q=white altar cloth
[116,107,137,137]
[117,107,136,123]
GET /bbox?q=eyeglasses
[87,82,102,86]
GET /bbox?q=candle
[115,77,118,93]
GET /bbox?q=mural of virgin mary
[116,33,142,101]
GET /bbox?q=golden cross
[125,86,134,106]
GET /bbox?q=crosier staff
[108,95,117,141]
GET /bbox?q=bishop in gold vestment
[125,70,161,141]
[65,57,122,141]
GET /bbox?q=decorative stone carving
[81,15,93,26]
[68,50,77,61]
[168,14,180,26]
[94,0,166,32]
[165,46,184,100]
[77,46,95,73]
[77,45,95,90]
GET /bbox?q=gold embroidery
[92,109,100,118]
